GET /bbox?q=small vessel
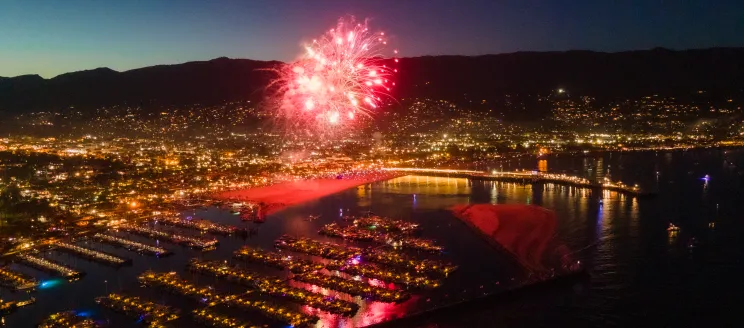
[667,223,680,232]
[305,215,320,221]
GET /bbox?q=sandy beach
[216,172,400,214]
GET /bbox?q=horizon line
[2,46,742,80]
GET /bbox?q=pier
[383,167,654,196]
[117,224,219,249]
[0,266,40,291]
[92,233,171,256]
[16,253,83,279]
[52,241,132,267]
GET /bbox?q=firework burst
[270,17,397,131]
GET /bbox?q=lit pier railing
[92,233,171,257]
[0,266,39,291]
[233,246,324,273]
[52,241,132,267]
[38,311,100,328]
[95,293,179,325]
[117,224,219,249]
[192,308,258,328]
[16,253,83,279]
[383,167,647,195]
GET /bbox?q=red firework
[271,17,397,130]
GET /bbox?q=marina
[224,296,319,327]
[0,298,36,315]
[253,277,360,316]
[274,235,362,260]
[52,241,132,267]
[152,215,246,236]
[362,248,457,276]
[233,246,325,273]
[116,224,219,249]
[95,293,180,325]
[293,272,410,303]
[37,311,100,328]
[382,168,653,196]
[15,253,83,279]
[138,271,234,305]
[326,260,440,289]
[0,266,39,291]
[192,308,258,328]
[91,233,172,256]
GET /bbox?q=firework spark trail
[270,17,397,131]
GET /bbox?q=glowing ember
[270,16,396,129]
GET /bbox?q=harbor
[116,224,219,249]
[91,233,172,257]
[15,253,83,279]
[51,240,132,267]
[152,215,247,236]
[95,293,180,325]
[0,173,599,327]
[0,266,39,291]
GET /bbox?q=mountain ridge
[1,48,743,119]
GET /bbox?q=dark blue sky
[2,0,742,78]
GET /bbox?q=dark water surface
[3,149,744,327]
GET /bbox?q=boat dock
[52,241,132,267]
[91,233,172,257]
[0,266,40,291]
[152,216,246,236]
[15,253,83,279]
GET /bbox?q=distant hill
[1,48,743,118]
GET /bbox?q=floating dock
[16,253,83,279]
[92,233,171,257]
[52,241,132,267]
[0,266,40,291]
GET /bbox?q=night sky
[2,0,743,78]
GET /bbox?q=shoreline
[214,172,401,214]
